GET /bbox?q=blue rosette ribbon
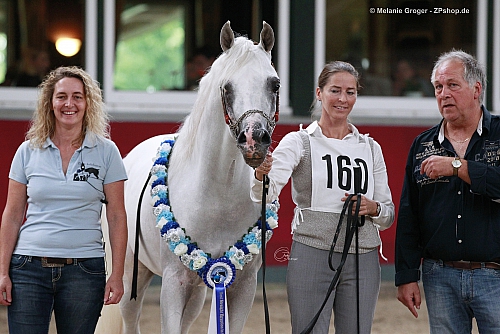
[205,258,235,334]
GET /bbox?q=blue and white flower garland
[150,138,278,288]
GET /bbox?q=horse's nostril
[239,129,271,146]
[261,132,271,145]
[253,129,271,145]
[237,132,247,144]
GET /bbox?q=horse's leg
[226,260,261,334]
[159,272,194,334]
[180,284,207,333]
[120,244,155,334]
[159,246,202,334]
[121,266,154,334]
[96,206,124,334]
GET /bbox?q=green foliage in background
[114,13,185,91]
[0,34,6,82]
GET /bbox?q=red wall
[0,120,427,265]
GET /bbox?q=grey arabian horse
[97,21,279,334]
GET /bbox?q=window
[0,0,85,88]
[104,0,278,116]
[325,0,477,98]
[319,0,482,124]
[114,3,186,91]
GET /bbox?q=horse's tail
[95,205,124,334]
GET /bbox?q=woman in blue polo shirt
[0,66,128,334]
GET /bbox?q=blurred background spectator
[392,59,434,97]
[185,45,217,90]
[1,48,51,87]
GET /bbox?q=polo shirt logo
[478,140,500,166]
[415,141,449,187]
[73,165,101,181]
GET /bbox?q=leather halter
[220,86,279,139]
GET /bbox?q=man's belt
[443,260,500,270]
[32,256,89,268]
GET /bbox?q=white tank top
[309,134,374,213]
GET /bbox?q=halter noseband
[220,86,279,139]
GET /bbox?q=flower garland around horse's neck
[150,138,278,288]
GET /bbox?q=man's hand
[420,155,454,179]
[397,282,421,318]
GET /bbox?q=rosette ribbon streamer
[209,282,229,334]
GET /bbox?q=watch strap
[452,157,461,176]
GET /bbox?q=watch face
[452,159,462,168]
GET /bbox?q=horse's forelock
[189,38,254,105]
[173,36,273,166]
[186,36,269,120]
[210,37,269,86]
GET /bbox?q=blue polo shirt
[9,134,127,258]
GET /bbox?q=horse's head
[217,21,280,168]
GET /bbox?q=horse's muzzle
[237,127,271,168]
[242,152,266,168]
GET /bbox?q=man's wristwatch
[452,157,462,176]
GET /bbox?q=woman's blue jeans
[8,255,106,334]
[422,259,500,334]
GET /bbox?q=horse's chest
[177,204,259,231]
[170,181,257,220]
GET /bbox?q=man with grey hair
[395,49,500,333]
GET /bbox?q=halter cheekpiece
[220,86,279,139]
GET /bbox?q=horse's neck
[171,103,250,187]
[168,107,254,229]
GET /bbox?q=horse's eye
[267,77,280,94]
[272,80,280,93]
[222,83,234,95]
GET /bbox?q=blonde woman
[0,67,127,334]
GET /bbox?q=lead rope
[355,202,364,334]
[131,172,152,300]
[300,193,363,334]
[261,174,271,334]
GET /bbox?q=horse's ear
[259,21,274,53]
[220,21,234,52]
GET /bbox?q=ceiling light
[55,37,81,57]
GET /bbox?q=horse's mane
[170,36,271,169]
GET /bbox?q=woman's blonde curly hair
[26,66,109,148]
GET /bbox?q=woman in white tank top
[252,61,395,334]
